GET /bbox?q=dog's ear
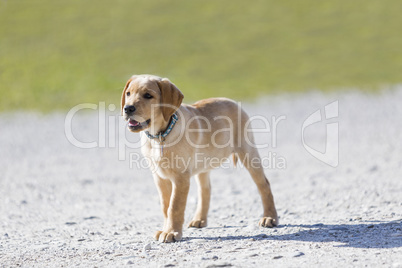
[121,76,135,116]
[157,78,184,121]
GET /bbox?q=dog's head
[121,75,184,133]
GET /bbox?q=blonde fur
[121,74,278,243]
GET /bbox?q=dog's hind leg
[236,149,278,227]
[188,171,211,228]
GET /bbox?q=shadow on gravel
[186,220,402,248]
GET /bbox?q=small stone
[77,238,85,242]
[369,165,378,172]
[212,255,219,260]
[122,255,136,260]
[177,249,192,254]
[292,251,305,258]
[65,222,77,225]
[367,225,374,228]
[114,232,119,235]
[81,179,94,185]
[273,255,283,259]
[205,262,232,267]
[257,234,268,238]
[164,264,175,267]
[143,243,151,251]
[83,216,99,220]
[391,233,402,237]
[245,225,258,231]
[249,254,258,257]
[127,260,134,265]
[38,245,49,251]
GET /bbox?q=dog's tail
[232,153,239,167]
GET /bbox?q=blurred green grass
[0,0,401,112]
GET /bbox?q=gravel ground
[1,89,402,267]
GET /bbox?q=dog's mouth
[127,118,151,131]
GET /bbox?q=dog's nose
[124,105,136,114]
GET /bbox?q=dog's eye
[126,92,130,96]
[144,93,153,99]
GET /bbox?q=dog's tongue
[128,119,140,127]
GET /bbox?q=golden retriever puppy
[121,74,278,243]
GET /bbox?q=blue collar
[145,113,178,140]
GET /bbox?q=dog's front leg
[153,174,172,240]
[155,175,190,243]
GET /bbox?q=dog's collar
[145,113,179,140]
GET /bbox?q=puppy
[121,74,278,242]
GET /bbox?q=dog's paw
[154,230,163,241]
[258,217,278,228]
[188,219,207,228]
[154,230,182,243]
